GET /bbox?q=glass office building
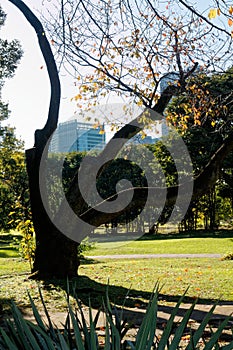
[49,119,105,153]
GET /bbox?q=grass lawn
[86,230,233,256]
[80,258,233,302]
[0,230,233,315]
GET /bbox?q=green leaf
[104,321,111,350]
[169,301,196,349]
[185,302,218,350]
[68,305,85,350]
[135,290,158,350]
[10,301,41,350]
[203,315,233,350]
[0,328,18,350]
[57,330,70,350]
[27,291,47,331]
[158,288,189,350]
[89,301,99,350]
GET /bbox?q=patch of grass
[0,258,29,276]
[0,230,233,317]
[0,231,20,258]
[80,258,233,302]
[1,256,232,318]
[87,231,233,256]
[0,258,69,314]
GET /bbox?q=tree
[166,66,233,230]
[0,6,22,118]
[0,6,25,230]
[7,0,233,279]
[0,130,29,230]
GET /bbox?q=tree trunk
[7,0,80,279]
[26,147,79,279]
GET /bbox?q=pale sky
[0,0,216,149]
[1,0,77,149]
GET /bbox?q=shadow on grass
[89,229,233,244]
[139,229,233,241]
[0,247,19,258]
[38,272,233,332]
[0,232,20,258]
[0,267,232,343]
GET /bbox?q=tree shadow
[138,229,233,241]
[0,247,18,258]
[40,273,233,333]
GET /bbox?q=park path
[87,253,222,259]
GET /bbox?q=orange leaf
[229,6,233,15]
[228,18,233,26]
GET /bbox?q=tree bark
[26,147,79,279]
[9,0,79,279]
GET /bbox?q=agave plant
[0,285,232,349]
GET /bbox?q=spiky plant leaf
[185,301,218,350]
[157,288,189,350]
[135,290,158,350]
[10,301,41,350]
[27,290,47,332]
[68,305,85,350]
[169,301,196,349]
[0,328,18,350]
[104,321,111,350]
[203,314,233,350]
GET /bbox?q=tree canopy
[42,0,233,234]
[0,5,26,231]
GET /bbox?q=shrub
[15,219,35,270]
[222,252,233,261]
[78,237,95,258]
[0,285,232,349]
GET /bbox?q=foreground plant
[0,286,232,349]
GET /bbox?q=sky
[1,0,77,149]
[0,0,218,149]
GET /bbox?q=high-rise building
[49,119,105,153]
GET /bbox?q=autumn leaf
[229,6,233,15]
[182,335,191,341]
[228,18,233,27]
[208,9,217,19]
[137,100,143,107]
[74,94,82,100]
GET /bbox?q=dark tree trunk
[26,146,79,279]
[9,0,79,279]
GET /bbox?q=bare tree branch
[178,0,232,37]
